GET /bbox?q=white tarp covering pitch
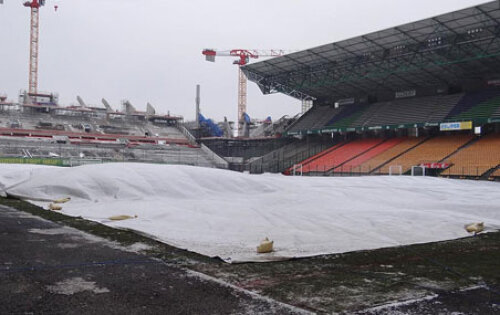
[1,163,499,263]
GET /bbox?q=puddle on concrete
[46,277,110,295]
[57,243,80,249]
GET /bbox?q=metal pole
[195,84,200,129]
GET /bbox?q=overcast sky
[0,0,489,122]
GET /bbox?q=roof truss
[243,1,500,102]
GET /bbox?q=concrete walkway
[0,205,308,315]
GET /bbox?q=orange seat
[444,134,500,176]
[301,138,384,173]
[357,137,425,174]
[379,135,473,174]
[492,168,500,177]
[334,138,405,173]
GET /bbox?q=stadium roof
[242,1,500,103]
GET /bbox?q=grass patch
[0,197,212,264]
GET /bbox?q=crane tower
[3,1,56,101]
[23,0,47,95]
[202,49,291,136]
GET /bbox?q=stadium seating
[379,134,473,174]
[357,137,426,174]
[333,137,406,173]
[326,103,370,129]
[288,105,341,132]
[249,137,338,173]
[287,90,500,134]
[491,168,500,177]
[492,101,500,119]
[300,138,385,173]
[450,96,500,122]
[351,94,463,127]
[0,137,217,167]
[292,142,346,170]
[0,109,187,140]
[443,133,500,176]
[292,93,466,133]
[445,90,500,121]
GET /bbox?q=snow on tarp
[0,164,56,197]
[1,163,499,263]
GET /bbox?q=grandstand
[288,93,467,133]
[2,2,500,179]
[287,105,341,132]
[0,100,226,168]
[297,138,385,174]
[278,91,500,135]
[443,133,500,177]
[249,114,298,138]
[333,138,405,174]
[248,136,334,173]
[445,90,500,122]
[0,104,186,140]
[492,167,500,178]
[378,134,474,174]
[356,137,426,174]
[0,137,218,167]
[241,1,500,180]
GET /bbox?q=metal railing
[200,144,229,169]
[179,125,198,146]
[249,142,327,174]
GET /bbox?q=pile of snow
[1,163,499,263]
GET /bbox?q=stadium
[239,0,500,179]
[1,2,499,179]
[1,1,500,314]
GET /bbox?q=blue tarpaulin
[243,113,251,124]
[199,113,223,137]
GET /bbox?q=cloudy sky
[0,0,488,123]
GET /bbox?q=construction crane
[1,1,55,100]
[23,0,47,95]
[202,49,292,136]
[19,0,59,98]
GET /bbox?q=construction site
[1,0,500,314]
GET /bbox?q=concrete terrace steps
[0,138,218,168]
[0,111,188,141]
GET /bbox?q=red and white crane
[1,1,59,101]
[21,0,59,96]
[23,0,46,95]
[202,49,292,135]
